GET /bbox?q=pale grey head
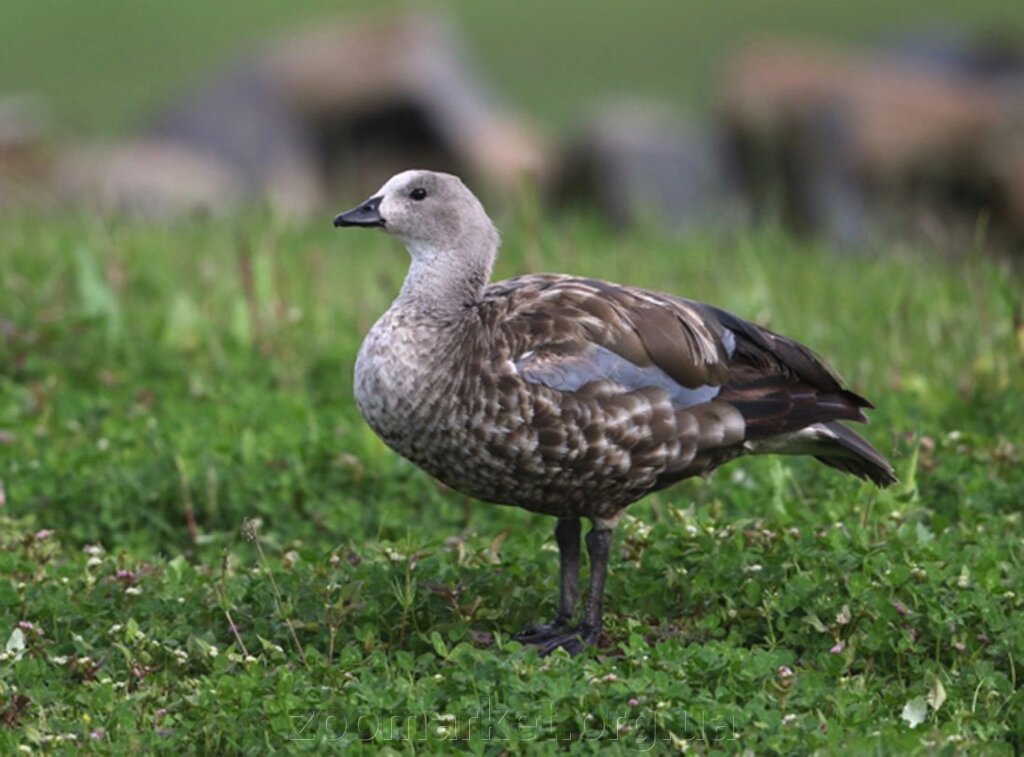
[335,170,500,311]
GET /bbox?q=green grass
[1,209,1022,752]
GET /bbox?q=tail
[812,422,897,488]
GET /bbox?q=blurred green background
[3,0,1023,135]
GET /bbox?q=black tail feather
[724,378,869,439]
[814,422,897,488]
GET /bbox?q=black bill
[334,195,385,228]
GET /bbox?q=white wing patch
[516,343,721,408]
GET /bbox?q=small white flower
[624,517,651,540]
[86,557,103,568]
[125,586,142,596]
[744,564,763,573]
[51,656,69,665]
[957,567,971,589]
[108,624,123,635]
[83,544,104,556]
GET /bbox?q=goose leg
[533,525,613,656]
[514,517,581,642]
[553,517,583,625]
[516,520,610,655]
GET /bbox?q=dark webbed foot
[523,624,600,656]
[512,621,569,645]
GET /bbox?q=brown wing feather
[494,275,732,389]
[488,274,872,437]
[694,304,872,435]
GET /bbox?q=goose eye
[409,188,427,201]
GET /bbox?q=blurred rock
[149,59,322,218]
[722,42,1010,178]
[55,140,244,220]
[755,100,867,248]
[267,12,550,192]
[558,102,742,234]
[0,11,549,221]
[0,96,51,210]
[982,129,1024,238]
[143,10,549,218]
[720,39,1024,247]
[882,27,1024,87]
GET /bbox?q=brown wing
[490,274,732,387]
[488,274,870,436]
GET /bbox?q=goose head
[334,170,500,308]
[335,170,498,256]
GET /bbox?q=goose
[334,169,896,655]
